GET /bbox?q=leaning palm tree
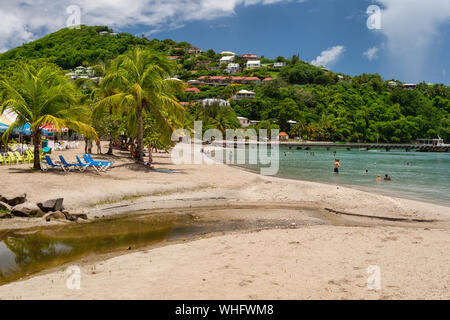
[0,64,97,170]
[96,48,184,163]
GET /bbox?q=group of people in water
[333,156,393,181]
[284,149,398,182]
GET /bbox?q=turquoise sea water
[230,146,450,205]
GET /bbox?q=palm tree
[0,64,97,169]
[96,48,184,163]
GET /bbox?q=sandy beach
[0,143,449,299]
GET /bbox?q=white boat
[416,136,450,152]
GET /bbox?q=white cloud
[0,0,303,52]
[311,45,345,67]
[363,46,379,61]
[374,0,450,81]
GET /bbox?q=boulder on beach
[43,211,66,222]
[62,211,78,221]
[37,198,64,213]
[2,193,27,207]
[11,207,32,217]
[11,202,46,218]
[0,201,12,212]
[71,213,88,220]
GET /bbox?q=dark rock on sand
[11,202,45,218]
[37,198,64,213]
[71,213,88,220]
[11,207,32,217]
[6,193,27,206]
[62,211,78,221]
[43,211,66,222]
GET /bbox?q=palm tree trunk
[33,132,41,170]
[107,106,113,155]
[137,105,144,163]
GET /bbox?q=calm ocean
[230,146,450,205]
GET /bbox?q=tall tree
[0,64,97,169]
[98,48,184,163]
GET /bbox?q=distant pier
[210,141,449,152]
[280,142,449,152]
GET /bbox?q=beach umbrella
[40,124,69,133]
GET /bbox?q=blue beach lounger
[42,155,66,172]
[76,155,102,173]
[83,154,113,171]
[86,154,114,166]
[59,155,89,172]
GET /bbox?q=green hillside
[0,25,163,69]
[0,26,449,143]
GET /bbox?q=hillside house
[188,47,202,55]
[273,62,286,68]
[237,117,250,128]
[226,63,240,74]
[242,54,258,60]
[233,90,256,100]
[201,98,230,107]
[246,60,261,69]
[220,55,235,64]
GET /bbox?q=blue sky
[1,0,449,84]
[122,0,449,85]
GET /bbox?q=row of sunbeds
[42,154,114,173]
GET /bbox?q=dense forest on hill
[0,26,449,142]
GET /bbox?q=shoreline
[1,144,449,231]
[233,164,450,209]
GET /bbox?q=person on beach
[384,174,392,181]
[334,159,340,174]
[96,139,101,154]
[87,140,93,154]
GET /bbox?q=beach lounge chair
[27,149,43,162]
[82,154,113,171]
[0,153,10,166]
[14,152,29,164]
[76,155,102,173]
[59,155,89,172]
[86,154,114,166]
[41,155,66,172]
[7,152,18,164]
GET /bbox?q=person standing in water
[334,159,340,174]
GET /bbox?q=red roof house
[185,88,201,93]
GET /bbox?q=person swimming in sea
[365,169,369,174]
[376,175,382,182]
[334,159,340,174]
[384,174,392,181]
